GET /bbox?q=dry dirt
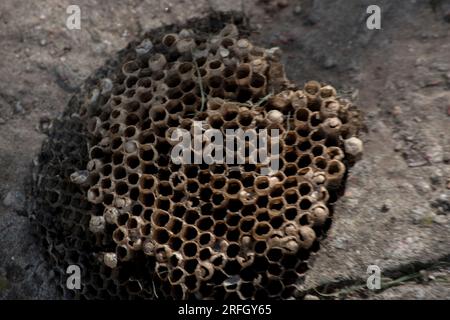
[0,0,449,299]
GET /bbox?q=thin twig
[152,278,159,299]
[312,272,424,299]
[255,91,274,107]
[191,49,206,112]
[313,287,339,298]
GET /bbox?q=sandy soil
[0,0,449,299]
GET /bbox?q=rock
[430,168,443,186]
[411,207,433,225]
[431,62,449,72]
[433,215,447,225]
[2,191,25,211]
[392,105,402,117]
[304,294,320,300]
[394,141,403,152]
[431,193,450,214]
[293,5,302,15]
[380,201,391,212]
[13,101,24,114]
[322,56,336,69]
[443,152,450,164]
[407,158,428,168]
[425,145,444,164]
[38,116,52,133]
[414,181,432,194]
[333,237,347,250]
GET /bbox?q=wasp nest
[30,15,362,300]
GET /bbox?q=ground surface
[0,0,449,299]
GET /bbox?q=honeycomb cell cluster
[30,16,362,300]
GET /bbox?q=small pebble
[392,105,402,116]
[39,116,51,133]
[3,192,15,207]
[394,141,403,152]
[443,152,450,164]
[380,200,392,212]
[419,270,430,282]
[322,56,336,69]
[411,207,430,224]
[431,193,450,214]
[14,101,25,114]
[304,294,320,300]
[430,168,443,185]
[415,181,432,194]
[2,191,25,211]
[434,215,447,225]
[333,237,347,250]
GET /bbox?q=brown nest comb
[29,13,362,300]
